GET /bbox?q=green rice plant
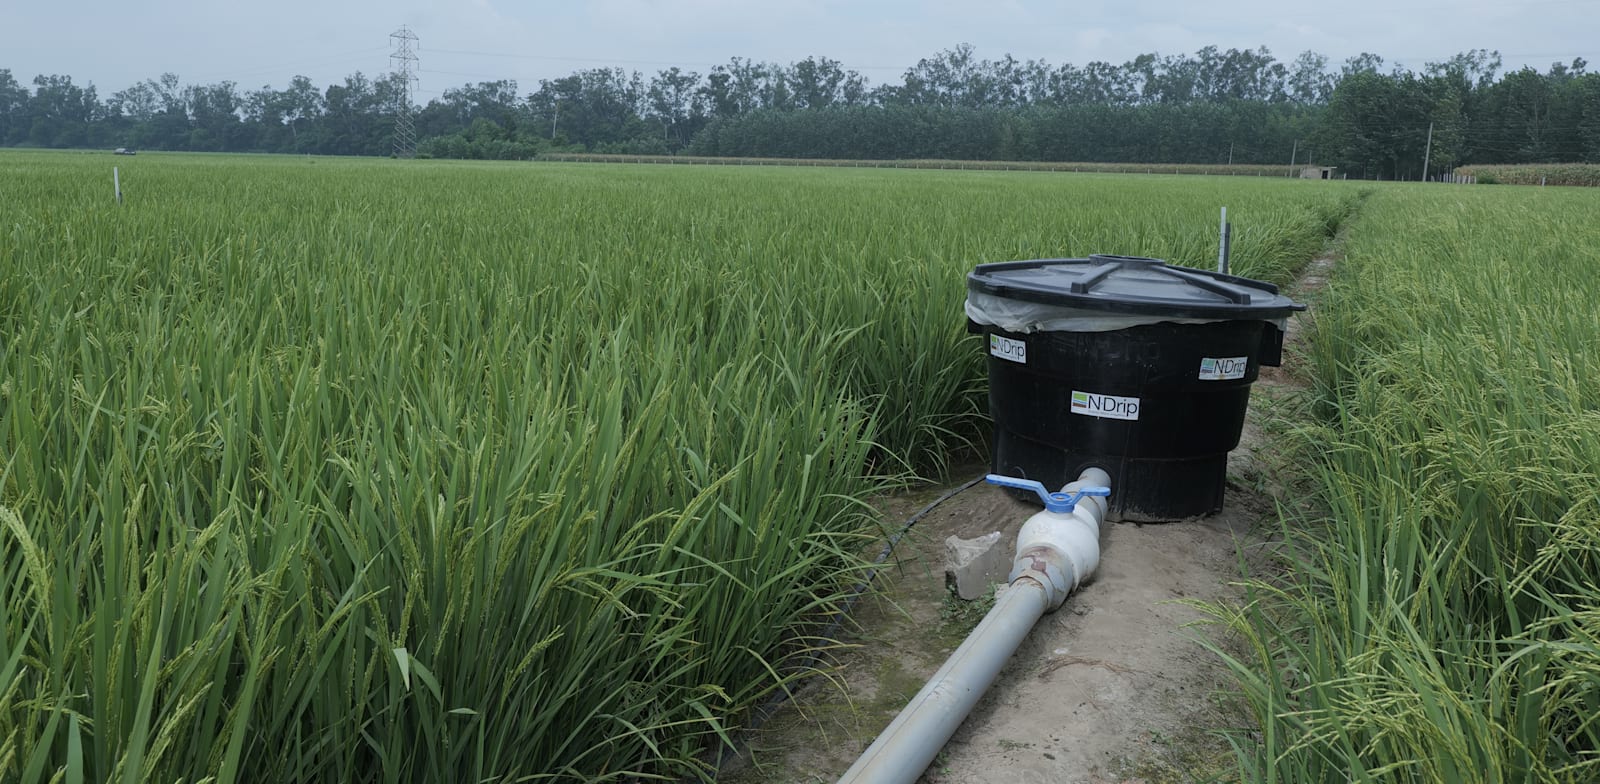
[1200,183,1600,783]
[0,150,1353,780]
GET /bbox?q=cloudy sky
[3,0,1594,97]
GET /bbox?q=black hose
[709,473,988,777]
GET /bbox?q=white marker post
[113,166,122,204]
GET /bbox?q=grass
[1200,183,1600,782]
[0,150,1357,781]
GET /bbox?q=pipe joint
[1007,494,1107,612]
[1008,544,1075,610]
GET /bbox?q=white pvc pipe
[836,467,1111,784]
[837,580,1048,783]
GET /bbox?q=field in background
[1455,163,1600,186]
[536,152,1304,177]
[1207,184,1600,781]
[0,152,1356,782]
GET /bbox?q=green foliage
[0,151,1354,781]
[415,129,550,160]
[939,585,997,636]
[1318,60,1600,179]
[1456,163,1600,186]
[1200,184,1600,782]
[687,102,1320,164]
[540,152,1297,177]
[2,48,1596,175]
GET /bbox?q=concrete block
[944,531,1007,601]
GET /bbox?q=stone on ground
[944,531,1008,600]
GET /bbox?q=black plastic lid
[967,255,1306,320]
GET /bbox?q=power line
[424,46,906,74]
[185,47,391,85]
[419,68,517,81]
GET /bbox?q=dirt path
[720,251,1336,784]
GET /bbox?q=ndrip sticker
[1071,390,1140,421]
[989,335,1026,364]
[1199,356,1249,380]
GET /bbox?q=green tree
[183,81,247,151]
[647,67,702,146]
[1287,51,1335,104]
[26,74,101,147]
[0,69,28,145]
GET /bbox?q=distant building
[1300,165,1335,180]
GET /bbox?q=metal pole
[1223,221,1232,274]
[1218,207,1228,273]
[1288,139,1298,177]
[1421,121,1433,182]
[113,167,121,204]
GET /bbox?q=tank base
[992,428,1228,522]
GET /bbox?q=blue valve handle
[984,474,1051,503]
[985,474,1111,513]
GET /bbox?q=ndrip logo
[1198,356,1249,380]
[1071,390,1141,421]
[989,335,1026,364]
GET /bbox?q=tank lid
[966,255,1306,320]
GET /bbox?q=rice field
[1206,184,1600,782]
[0,150,1360,781]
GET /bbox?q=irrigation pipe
[710,474,988,775]
[836,467,1112,784]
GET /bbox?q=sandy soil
[719,252,1334,784]
[719,472,1275,784]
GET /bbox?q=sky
[3,0,1595,99]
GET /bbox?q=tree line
[2,45,1596,178]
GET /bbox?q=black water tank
[966,255,1305,521]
